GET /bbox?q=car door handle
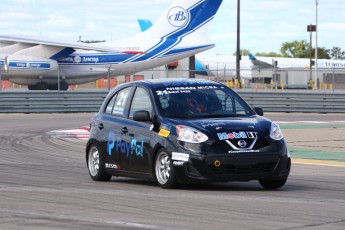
[121,127,128,134]
[98,123,104,130]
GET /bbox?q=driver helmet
[187,93,208,113]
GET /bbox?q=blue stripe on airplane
[9,62,50,69]
[58,45,210,66]
[163,45,213,56]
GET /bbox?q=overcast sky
[0,0,343,56]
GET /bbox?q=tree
[313,47,330,59]
[329,47,345,60]
[233,49,251,56]
[255,52,282,57]
[280,40,309,58]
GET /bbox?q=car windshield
[154,84,255,118]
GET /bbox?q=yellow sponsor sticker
[158,129,170,137]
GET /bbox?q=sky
[0,0,344,56]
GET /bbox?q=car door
[98,86,132,171]
[120,86,153,174]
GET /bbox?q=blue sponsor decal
[107,131,144,157]
[217,131,258,140]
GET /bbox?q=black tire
[59,82,69,91]
[36,82,48,90]
[154,148,179,189]
[87,144,112,181]
[259,178,287,189]
[28,85,36,90]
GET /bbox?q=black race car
[86,79,290,189]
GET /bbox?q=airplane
[0,0,223,90]
[248,53,345,69]
[137,18,345,82]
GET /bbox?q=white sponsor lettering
[228,150,260,154]
[82,57,99,63]
[105,163,118,169]
[172,152,189,162]
[173,161,185,167]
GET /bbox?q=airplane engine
[5,55,58,76]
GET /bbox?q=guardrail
[239,91,345,113]
[0,90,345,113]
[0,91,108,113]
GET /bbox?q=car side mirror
[254,107,264,116]
[133,110,152,122]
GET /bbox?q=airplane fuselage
[0,45,211,85]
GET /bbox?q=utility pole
[315,0,319,89]
[236,0,241,87]
[307,24,316,83]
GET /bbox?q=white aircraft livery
[0,0,223,90]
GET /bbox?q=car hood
[167,116,272,139]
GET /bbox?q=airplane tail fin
[137,19,153,32]
[147,0,223,38]
[249,53,257,61]
[249,54,275,69]
[110,0,223,58]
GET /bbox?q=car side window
[129,87,153,118]
[215,89,234,113]
[234,98,246,115]
[111,87,131,116]
[105,94,117,114]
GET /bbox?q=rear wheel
[87,144,112,181]
[154,149,178,189]
[259,178,287,189]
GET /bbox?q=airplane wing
[0,35,120,52]
[249,53,274,69]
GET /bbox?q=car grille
[211,138,270,151]
[208,162,278,175]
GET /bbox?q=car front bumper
[172,146,291,184]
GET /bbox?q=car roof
[130,78,222,88]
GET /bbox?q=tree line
[236,40,345,60]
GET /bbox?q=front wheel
[259,178,287,189]
[87,144,112,181]
[154,149,178,189]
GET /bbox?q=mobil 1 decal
[217,131,258,140]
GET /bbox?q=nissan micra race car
[86,79,290,189]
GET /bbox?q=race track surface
[0,113,344,230]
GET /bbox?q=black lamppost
[307,24,316,82]
[236,0,241,87]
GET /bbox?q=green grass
[289,147,345,162]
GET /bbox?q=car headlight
[270,122,284,140]
[176,125,208,143]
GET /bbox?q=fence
[1,90,344,113]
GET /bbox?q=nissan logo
[238,140,247,148]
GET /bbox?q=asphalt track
[0,113,344,230]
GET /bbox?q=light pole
[315,0,319,89]
[107,65,112,91]
[236,0,241,87]
[307,24,316,83]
